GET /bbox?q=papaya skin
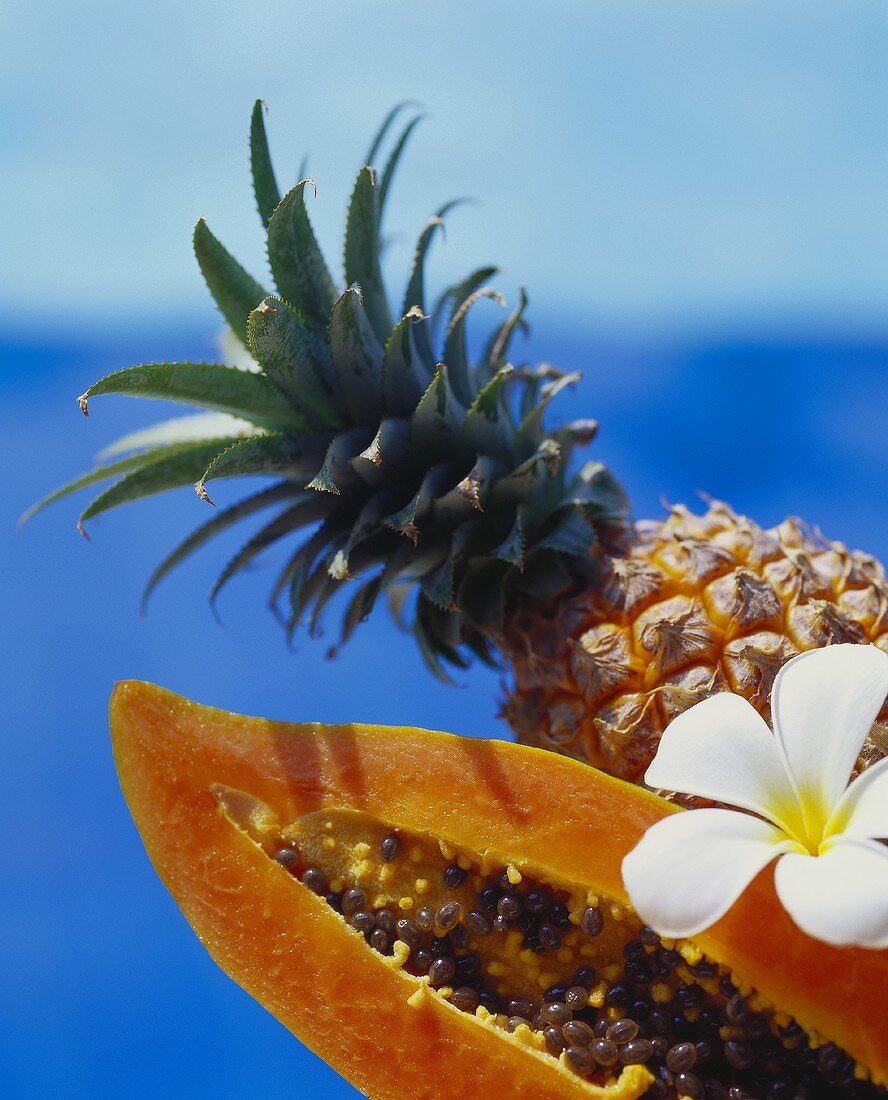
[110,681,888,1095]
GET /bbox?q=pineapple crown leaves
[26,99,629,680]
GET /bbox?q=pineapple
[29,101,888,782]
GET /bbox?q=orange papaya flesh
[110,682,888,1098]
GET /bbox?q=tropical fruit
[110,681,888,1098]
[30,102,888,780]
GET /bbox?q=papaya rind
[110,681,888,1091]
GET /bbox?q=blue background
[2,3,887,1096]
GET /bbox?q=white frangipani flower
[622,644,888,949]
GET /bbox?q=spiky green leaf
[378,114,424,219]
[328,489,401,580]
[306,427,374,495]
[196,433,307,502]
[491,438,561,508]
[193,219,267,347]
[443,287,506,407]
[479,286,529,386]
[271,506,354,612]
[210,494,331,604]
[536,505,596,557]
[459,366,515,461]
[343,167,391,343]
[250,100,281,225]
[329,287,384,422]
[351,418,412,487]
[517,371,581,454]
[79,362,304,433]
[99,413,254,459]
[384,462,454,542]
[572,461,631,526]
[456,560,509,635]
[247,298,341,429]
[410,365,463,463]
[80,439,236,528]
[267,180,337,331]
[434,265,499,337]
[403,200,466,370]
[489,510,526,567]
[141,481,300,608]
[382,307,431,416]
[21,450,156,527]
[363,101,421,168]
[420,550,456,610]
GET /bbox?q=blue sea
[2,322,886,1096]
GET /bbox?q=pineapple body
[503,501,888,781]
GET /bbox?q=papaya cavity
[110,683,888,1099]
[214,789,885,1099]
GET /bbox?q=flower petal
[645,693,805,839]
[771,645,888,832]
[621,808,794,939]
[827,755,888,842]
[774,838,888,948]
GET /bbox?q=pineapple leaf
[328,489,402,580]
[513,549,574,601]
[250,100,281,226]
[384,462,454,542]
[306,427,374,495]
[492,438,561,508]
[338,572,384,647]
[210,494,330,605]
[382,307,431,416]
[516,371,582,454]
[378,113,424,220]
[20,450,156,528]
[480,286,530,386]
[443,287,506,408]
[329,287,384,422]
[79,439,236,528]
[343,167,392,343]
[352,417,412,486]
[141,481,300,609]
[555,419,599,472]
[413,597,460,685]
[459,366,514,462]
[434,265,499,337]
[456,559,509,634]
[403,200,467,370]
[489,510,526,567]
[247,297,342,429]
[193,219,267,347]
[99,413,254,459]
[79,362,304,434]
[33,101,630,677]
[410,365,463,464]
[195,433,305,503]
[421,552,456,612]
[363,101,421,169]
[267,180,338,332]
[280,511,354,619]
[572,461,631,525]
[307,557,347,638]
[536,505,596,557]
[337,542,413,649]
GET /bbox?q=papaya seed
[272,806,883,1096]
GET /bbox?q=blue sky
[3,0,887,337]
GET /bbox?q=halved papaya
[110,682,888,1099]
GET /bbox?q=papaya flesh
[110,682,888,1099]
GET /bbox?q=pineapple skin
[502,500,888,782]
